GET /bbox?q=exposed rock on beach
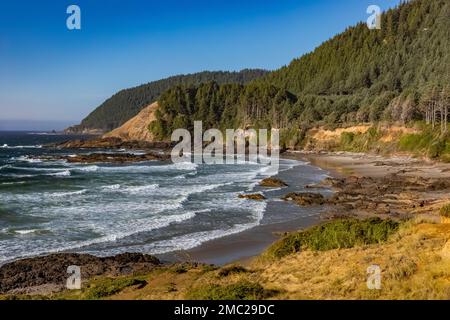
[238,193,267,201]
[56,152,170,164]
[0,253,160,295]
[282,192,326,206]
[259,178,288,188]
[48,137,174,150]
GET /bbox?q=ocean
[0,131,330,264]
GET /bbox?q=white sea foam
[82,162,198,174]
[14,156,42,163]
[101,184,121,191]
[46,190,88,198]
[0,153,295,263]
[3,173,34,178]
[103,201,267,256]
[1,144,42,149]
[70,209,213,254]
[1,181,25,185]
[74,165,99,172]
[13,229,40,235]
[122,184,159,194]
[10,166,68,172]
[46,170,71,177]
[100,184,159,195]
[0,209,208,263]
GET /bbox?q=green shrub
[440,204,450,218]
[187,281,269,300]
[266,218,400,259]
[399,128,450,160]
[201,264,219,273]
[338,128,383,152]
[84,277,147,300]
[340,132,355,145]
[217,265,248,278]
[171,265,189,274]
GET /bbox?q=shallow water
[0,131,330,263]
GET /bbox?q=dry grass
[3,218,450,300]
[255,220,450,299]
[79,220,450,300]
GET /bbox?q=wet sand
[162,151,450,266]
[288,151,450,179]
[3,151,450,295]
[165,214,321,266]
[159,157,328,265]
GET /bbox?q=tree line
[149,0,449,146]
[67,69,268,133]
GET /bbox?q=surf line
[170,121,280,172]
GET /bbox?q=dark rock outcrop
[55,152,170,164]
[260,178,288,188]
[48,137,175,150]
[0,253,160,294]
[321,174,450,219]
[238,194,266,201]
[282,192,326,206]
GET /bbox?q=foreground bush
[84,277,147,299]
[187,281,269,300]
[440,204,450,218]
[266,218,400,259]
[399,128,450,160]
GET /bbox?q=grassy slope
[4,216,450,300]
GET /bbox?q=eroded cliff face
[103,102,158,142]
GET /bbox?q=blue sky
[0,0,402,130]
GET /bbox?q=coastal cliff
[2,152,450,300]
[103,102,158,142]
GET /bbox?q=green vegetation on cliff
[257,0,450,127]
[149,0,449,147]
[68,69,268,133]
[265,218,400,259]
[331,123,450,161]
[149,82,297,140]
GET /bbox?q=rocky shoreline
[0,253,161,295]
[47,137,175,151]
[290,151,450,221]
[279,172,450,220]
[2,150,450,298]
[48,152,170,164]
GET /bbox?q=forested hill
[65,69,268,133]
[256,0,450,124]
[149,0,449,145]
[261,0,449,97]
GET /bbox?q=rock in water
[238,194,266,201]
[282,192,325,206]
[260,178,288,188]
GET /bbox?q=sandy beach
[166,151,450,265]
[2,150,450,296]
[162,156,328,265]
